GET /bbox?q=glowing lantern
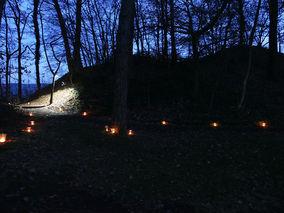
[211,122,219,127]
[258,121,267,128]
[82,112,87,116]
[128,130,134,136]
[29,112,33,117]
[30,121,35,126]
[161,121,168,125]
[26,127,32,133]
[110,127,118,135]
[105,125,109,132]
[0,133,7,143]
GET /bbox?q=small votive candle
[211,122,219,127]
[110,128,118,134]
[0,133,7,143]
[105,125,109,132]
[161,121,168,125]
[26,127,32,133]
[258,121,267,128]
[29,112,33,117]
[128,130,134,136]
[30,121,35,126]
[82,112,87,116]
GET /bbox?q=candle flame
[0,134,7,143]
[211,122,219,127]
[26,127,32,133]
[161,121,168,125]
[128,130,134,136]
[30,121,35,126]
[105,125,109,132]
[29,113,33,117]
[82,112,87,116]
[258,121,267,128]
[110,127,118,135]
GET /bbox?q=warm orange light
[105,125,109,132]
[30,121,35,126]
[110,127,118,135]
[211,122,219,127]
[82,112,87,116]
[26,127,32,133]
[258,121,267,128]
[28,102,30,105]
[0,133,7,143]
[161,121,168,125]
[29,112,33,117]
[128,130,134,136]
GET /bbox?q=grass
[0,111,283,213]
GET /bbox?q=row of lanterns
[0,112,36,144]
[0,109,269,143]
[162,120,268,128]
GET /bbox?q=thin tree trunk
[238,0,261,110]
[33,0,41,90]
[237,0,245,45]
[169,0,176,64]
[113,0,135,135]
[52,0,73,73]
[73,0,82,73]
[5,12,9,98]
[223,4,232,49]
[17,22,22,101]
[0,0,6,29]
[267,0,278,80]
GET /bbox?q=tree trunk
[237,0,245,45]
[5,12,9,98]
[52,0,73,73]
[113,0,135,135]
[238,0,262,110]
[50,74,56,105]
[161,0,168,59]
[17,22,22,101]
[0,0,6,28]
[169,0,176,64]
[73,0,82,73]
[33,0,41,90]
[267,0,278,80]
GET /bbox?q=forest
[0,0,284,212]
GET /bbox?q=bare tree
[7,0,29,101]
[267,0,278,79]
[0,0,6,28]
[52,0,82,79]
[33,0,41,90]
[113,0,135,135]
[238,0,262,109]
[40,10,61,105]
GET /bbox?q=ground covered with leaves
[0,104,283,213]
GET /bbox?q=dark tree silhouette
[52,0,83,77]
[0,0,6,27]
[33,0,41,90]
[113,0,135,135]
[267,0,278,79]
